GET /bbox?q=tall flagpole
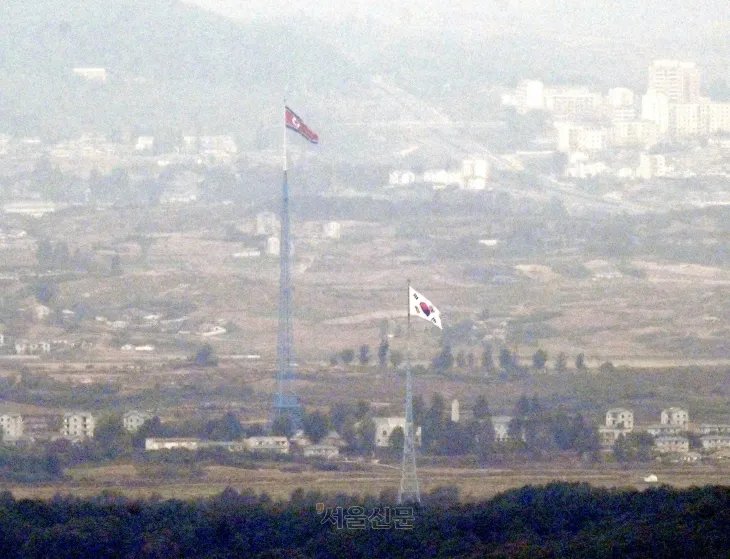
[272,100,301,431]
[399,278,420,504]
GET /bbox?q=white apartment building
[661,407,689,429]
[607,88,635,108]
[555,122,608,153]
[0,414,23,438]
[701,435,730,451]
[641,89,670,135]
[123,410,152,433]
[698,424,730,435]
[544,88,603,118]
[62,412,95,439]
[605,408,634,430]
[648,60,701,104]
[515,80,545,112]
[654,435,689,454]
[636,154,669,180]
[611,120,658,148]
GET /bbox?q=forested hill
[1,483,729,557]
[0,0,360,138]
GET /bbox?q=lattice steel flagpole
[399,278,421,504]
[271,99,300,431]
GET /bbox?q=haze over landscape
[0,1,730,556]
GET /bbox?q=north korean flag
[285,106,319,144]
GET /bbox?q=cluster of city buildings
[503,60,730,180]
[599,406,730,460]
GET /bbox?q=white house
[245,436,290,454]
[701,435,730,451]
[123,411,152,433]
[654,436,689,454]
[373,417,421,448]
[491,416,512,443]
[698,424,730,435]
[647,424,684,437]
[661,407,689,428]
[0,414,23,438]
[303,444,339,459]
[62,412,95,439]
[145,437,200,451]
[605,408,634,430]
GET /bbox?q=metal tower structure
[399,280,420,504]
[271,120,302,431]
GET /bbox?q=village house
[654,436,689,454]
[0,413,23,438]
[373,417,422,448]
[123,410,152,433]
[701,435,730,451]
[319,430,347,448]
[698,424,730,435]
[599,408,634,447]
[145,437,200,451]
[62,412,95,439]
[491,416,513,443]
[661,407,689,428]
[303,444,340,460]
[245,436,290,454]
[647,424,684,437]
[14,341,51,355]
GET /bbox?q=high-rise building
[648,60,701,104]
[641,89,670,135]
[515,80,545,112]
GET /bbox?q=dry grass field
[9,463,730,502]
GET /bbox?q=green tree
[388,426,404,455]
[303,411,330,444]
[599,361,615,374]
[532,349,548,370]
[270,415,294,438]
[52,241,70,269]
[481,344,495,373]
[192,344,218,366]
[575,353,586,371]
[378,339,389,367]
[555,352,568,374]
[473,396,490,420]
[359,344,370,365]
[499,348,513,372]
[36,238,53,270]
[389,350,404,369]
[613,432,654,462]
[205,412,244,441]
[94,413,131,458]
[432,344,453,372]
[340,349,355,365]
[110,254,123,275]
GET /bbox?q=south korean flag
[409,286,442,330]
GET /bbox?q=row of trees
[330,340,598,375]
[0,483,729,557]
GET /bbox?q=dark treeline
[0,483,729,558]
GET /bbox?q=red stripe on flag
[285,106,319,144]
